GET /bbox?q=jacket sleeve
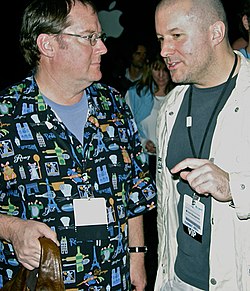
[230,172,250,219]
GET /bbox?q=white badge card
[73,198,108,226]
[73,198,108,240]
[182,194,205,242]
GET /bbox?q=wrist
[0,214,19,242]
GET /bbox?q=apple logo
[98,1,124,38]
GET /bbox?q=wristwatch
[128,246,148,253]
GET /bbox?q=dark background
[0,0,241,91]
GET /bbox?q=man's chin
[91,72,102,83]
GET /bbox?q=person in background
[125,53,175,174]
[125,53,175,291]
[0,0,157,290]
[232,0,250,58]
[232,36,248,50]
[155,0,250,290]
[125,44,148,84]
[110,42,148,97]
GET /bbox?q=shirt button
[240,184,246,190]
[235,107,239,112]
[169,111,174,116]
[210,278,217,285]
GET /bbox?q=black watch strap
[128,246,148,253]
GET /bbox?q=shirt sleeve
[121,97,157,217]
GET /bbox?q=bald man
[154,0,250,290]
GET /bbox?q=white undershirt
[140,95,166,147]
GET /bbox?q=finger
[170,158,199,174]
[181,167,204,184]
[179,170,206,193]
[22,260,40,270]
[179,171,190,180]
[18,250,40,266]
[171,158,208,174]
[191,178,213,195]
[38,226,60,246]
[42,233,60,247]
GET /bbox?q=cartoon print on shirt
[0,76,156,290]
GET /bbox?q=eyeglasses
[60,32,106,46]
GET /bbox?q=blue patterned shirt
[0,75,156,290]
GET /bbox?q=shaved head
[155,0,233,87]
[156,0,228,33]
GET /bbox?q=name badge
[182,194,205,241]
[73,198,108,240]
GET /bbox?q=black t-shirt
[166,76,237,290]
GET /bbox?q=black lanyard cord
[187,53,238,158]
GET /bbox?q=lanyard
[186,53,238,159]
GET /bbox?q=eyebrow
[69,28,99,34]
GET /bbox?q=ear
[210,21,225,47]
[37,33,54,57]
[242,15,249,31]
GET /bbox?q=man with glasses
[0,0,156,290]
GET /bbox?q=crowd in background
[0,0,246,92]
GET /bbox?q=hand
[8,218,59,270]
[171,158,232,202]
[145,140,156,154]
[130,253,147,291]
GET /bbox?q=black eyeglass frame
[60,32,107,46]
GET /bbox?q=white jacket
[155,52,250,291]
